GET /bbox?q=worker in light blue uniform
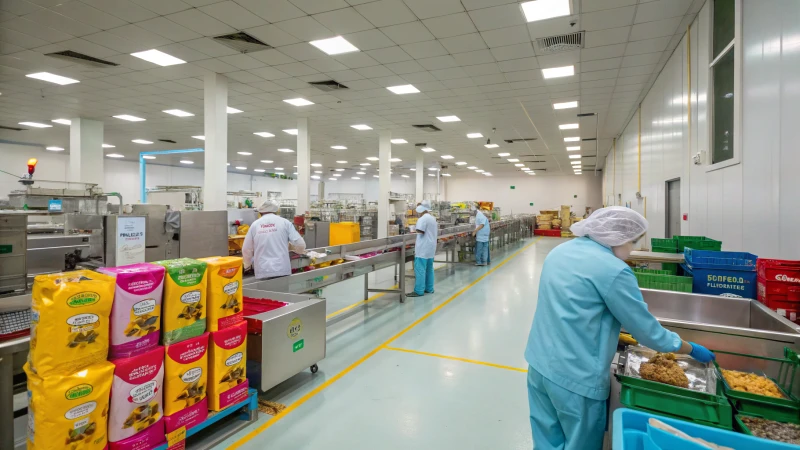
[524,206,715,450]
[473,208,491,266]
[408,200,437,297]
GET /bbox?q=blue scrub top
[414,213,438,259]
[525,237,682,400]
[475,211,490,242]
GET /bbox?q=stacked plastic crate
[757,259,800,324]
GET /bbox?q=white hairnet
[417,200,432,212]
[257,200,280,213]
[570,206,648,247]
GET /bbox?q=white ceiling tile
[333,51,380,68]
[615,73,651,85]
[385,59,424,74]
[234,0,306,22]
[313,7,375,35]
[2,17,73,43]
[461,0,515,9]
[354,64,393,78]
[439,33,486,54]
[489,42,534,61]
[366,46,413,64]
[273,61,318,76]
[526,15,578,39]
[199,1,267,30]
[400,40,448,59]
[581,0,637,13]
[581,6,635,31]
[226,70,263,83]
[403,0,464,19]
[480,25,529,47]
[581,78,617,88]
[275,16,333,42]
[289,0,348,14]
[614,83,644,92]
[537,49,580,67]
[50,2,127,30]
[580,43,626,61]
[131,0,192,15]
[341,29,396,51]
[0,1,43,15]
[503,69,541,82]
[82,31,143,53]
[451,49,495,66]
[80,0,158,22]
[429,66,468,80]
[23,8,100,37]
[156,42,213,62]
[181,37,240,57]
[249,65,292,80]
[183,0,221,6]
[380,22,435,45]
[467,4,525,31]
[108,24,174,51]
[617,64,655,77]
[580,57,622,72]
[624,36,669,55]
[166,9,237,37]
[193,58,240,73]
[585,26,630,48]
[417,55,457,70]
[463,63,501,77]
[422,13,477,39]
[355,0,416,27]
[218,54,266,70]
[620,52,662,68]
[579,69,618,81]
[245,24,301,48]
[304,57,350,72]
[498,57,538,72]
[629,16,682,41]
[275,42,322,61]
[634,0,692,24]
[397,71,436,83]
[137,16,202,42]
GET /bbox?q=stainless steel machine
[303,221,330,248]
[164,210,228,259]
[130,204,170,262]
[0,215,26,294]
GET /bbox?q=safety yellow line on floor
[382,346,527,373]
[228,237,542,449]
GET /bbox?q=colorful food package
[29,270,115,376]
[108,346,165,443]
[153,258,207,345]
[208,321,249,411]
[198,256,243,332]
[25,361,114,450]
[98,264,165,359]
[108,419,164,450]
[164,332,209,432]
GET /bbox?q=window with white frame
[710,0,735,164]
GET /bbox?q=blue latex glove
[689,342,716,363]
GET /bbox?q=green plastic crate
[632,268,672,275]
[715,348,800,423]
[616,375,734,430]
[675,235,722,252]
[735,412,800,438]
[661,262,679,275]
[634,272,693,292]
[651,237,678,253]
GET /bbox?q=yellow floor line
[228,237,541,449]
[382,346,527,373]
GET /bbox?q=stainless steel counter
[627,250,686,263]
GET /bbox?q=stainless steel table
[0,336,29,450]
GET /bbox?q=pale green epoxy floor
[211,237,561,450]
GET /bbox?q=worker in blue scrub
[524,206,715,450]
[473,207,491,266]
[408,200,438,297]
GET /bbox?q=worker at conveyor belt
[523,206,715,450]
[243,200,306,279]
[407,200,437,298]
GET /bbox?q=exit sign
[510,186,515,189]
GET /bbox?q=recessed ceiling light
[336,160,348,164]
[428,173,435,177]
[498,152,510,157]
[553,101,578,109]
[366,157,379,161]
[283,98,314,106]
[456,162,467,165]
[277,148,294,153]
[333,173,342,177]
[314,170,322,174]
[528,172,536,175]
[329,177,338,181]
[357,171,366,175]
[352,177,362,180]
[442,173,451,177]
[106,153,124,158]
[274,167,284,170]
[387,84,419,94]
[142,155,156,160]
[235,166,247,170]
[237,151,252,155]
[192,135,205,140]
[520,167,529,170]
[351,124,372,130]
[26,72,79,85]
[102,144,115,148]
[331,145,347,150]
[515,163,524,167]
[421,147,435,152]
[360,163,371,166]
[521,0,570,23]
[567,146,580,151]
[441,155,454,159]
[483,173,492,176]
[261,160,273,163]
[475,169,484,173]
[373,175,379,178]
[132,139,153,144]
[564,137,580,142]
[227,107,243,114]
[428,167,438,171]
[19,122,52,128]
[571,161,581,165]
[254,132,275,138]
[114,115,145,122]
[569,154,581,159]
[559,123,579,130]
[391,138,407,144]
[282,129,298,135]
[52,119,71,125]
[390,158,402,162]
[311,175,320,180]
[401,174,409,178]
[508,158,520,162]
[163,109,194,117]
[542,65,575,79]
[46,146,64,151]
[309,36,359,55]
[466,133,483,138]
[311,163,322,167]
[436,115,460,122]
[254,169,266,173]
[180,160,194,164]
[467,166,477,170]
[227,163,230,166]
[485,143,499,148]
[131,49,185,66]
[335,168,345,172]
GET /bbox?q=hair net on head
[417,200,431,212]
[257,200,280,213]
[570,206,648,247]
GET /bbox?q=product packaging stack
[536,214,553,230]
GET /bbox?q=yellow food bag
[208,321,248,411]
[29,270,115,377]
[164,332,209,417]
[153,258,207,345]
[25,361,114,450]
[198,256,243,332]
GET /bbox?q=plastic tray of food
[735,413,800,446]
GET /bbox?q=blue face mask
[416,205,426,214]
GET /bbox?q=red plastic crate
[534,229,562,237]
[242,297,288,334]
[771,306,800,325]
[757,277,800,303]
[757,258,800,284]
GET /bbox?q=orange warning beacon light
[26,158,38,177]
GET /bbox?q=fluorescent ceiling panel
[131,49,185,66]
[102,144,115,148]
[254,132,274,138]
[52,119,71,125]
[351,124,372,130]
[421,147,435,152]
[466,133,483,138]
[237,151,252,155]
[542,65,574,79]
[163,109,193,117]
[283,129,298,135]
[26,72,79,85]
[192,136,205,140]
[46,146,64,151]
[521,0,571,23]
[436,115,460,122]
[559,123,579,130]
[566,146,580,151]
[114,115,145,122]
[331,145,347,149]
[132,139,153,144]
[277,148,294,153]
[283,98,314,106]
[390,139,407,144]
[387,84,419,94]
[227,107,242,114]
[106,153,124,158]
[309,36,359,55]
[19,122,51,128]
[553,101,578,109]
[485,144,499,148]
[564,137,580,142]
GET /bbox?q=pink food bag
[108,418,165,450]
[99,263,165,359]
[109,346,165,443]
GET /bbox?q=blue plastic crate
[613,408,798,449]
[683,248,758,299]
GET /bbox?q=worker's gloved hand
[689,342,715,363]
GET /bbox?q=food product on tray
[198,256,243,332]
[108,346,164,443]
[164,333,208,433]
[639,353,690,388]
[98,264,165,359]
[741,416,800,444]
[208,321,248,411]
[29,270,115,376]
[25,361,114,450]
[721,369,784,398]
[154,258,207,345]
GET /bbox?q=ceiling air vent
[309,80,348,91]
[213,32,272,54]
[524,160,547,163]
[158,139,176,144]
[45,50,119,68]
[534,31,584,55]
[412,124,441,132]
[0,125,24,131]
[503,138,538,143]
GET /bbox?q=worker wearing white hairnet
[242,200,306,279]
[524,206,714,450]
[408,200,437,297]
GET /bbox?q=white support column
[297,117,310,215]
[378,131,391,238]
[203,73,228,211]
[415,153,424,202]
[68,118,104,186]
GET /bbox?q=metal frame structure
[138,148,204,203]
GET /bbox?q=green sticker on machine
[0,245,10,254]
[293,339,305,353]
[529,203,533,206]
[510,186,515,189]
